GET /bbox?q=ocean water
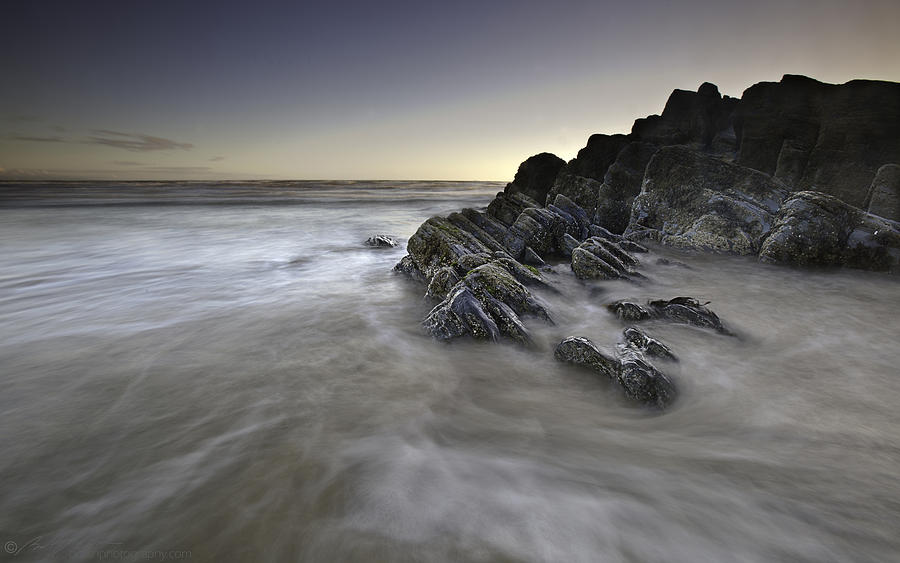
[1,181,899,562]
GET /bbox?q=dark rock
[579,238,630,273]
[589,236,639,268]
[559,233,581,258]
[487,191,540,227]
[463,263,551,321]
[461,208,509,241]
[546,174,602,214]
[447,212,505,253]
[622,327,677,361]
[554,336,619,379]
[617,348,678,409]
[594,142,659,234]
[618,240,649,253]
[555,336,676,408]
[424,286,499,341]
[425,266,461,300]
[405,216,493,279]
[588,224,622,242]
[607,300,654,321]
[504,153,566,204]
[563,133,631,181]
[866,164,900,222]
[521,247,545,266]
[632,83,734,149]
[627,146,789,254]
[550,194,592,237]
[608,297,731,334]
[759,191,900,271]
[393,254,426,283]
[571,247,622,280]
[735,75,900,207]
[365,235,397,247]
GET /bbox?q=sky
[1,0,898,181]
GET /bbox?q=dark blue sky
[2,0,898,179]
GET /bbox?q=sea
[1,180,899,562]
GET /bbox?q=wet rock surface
[608,297,732,335]
[555,335,677,409]
[365,234,398,247]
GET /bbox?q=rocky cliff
[392,74,900,408]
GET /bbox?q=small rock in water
[608,296,732,335]
[622,327,678,361]
[365,235,397,248]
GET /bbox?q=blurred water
[1,181,899,562]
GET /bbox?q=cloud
[0,166,5,173]
[12,135,67,142]
[144,166,211,172]
[88,130,193,152]
[112,160,143,166]
[209,156,225,162]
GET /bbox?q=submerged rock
[365,234,398,248]
[555,336,676,408]
[608,297,731,335]
[622,327,677,361]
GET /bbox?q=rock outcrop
[758,191,900,272]
[503,152,566,204]
[627,146,789,254]
[607,297,732,335]
[866,164,900,222]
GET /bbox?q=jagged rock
[393,254,426,283]
[590,236,639,268]
[607,301,654,321]
[571,247,622,280]
[463,263,551,321]
[504,153,566,204]
[608,297,731,334]
[405,216,493,279]
[759,191,900,271]
[456,252,493,274]
[521,247,545,266]
[622,327,677,361]
[735,75,900,207]
[425,266,461,300]
[487,191,540,227]
[447,212,505,253]
[562,133,631,181]
[627,146,789,254]
[588,224,621,241]
[550,194,592,237]
[424,286,500,341]
[461,208,509,241]
[365,235,397,247]
[618,240,649,253]
[554,336,676,408]
[546,174,602,214]
[866,164,900,222]
[559,233,580,258]
[633,82,736,149]
[617,348,678,409]
[594,142,659,234]
[554,336,619,379]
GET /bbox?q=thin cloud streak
[88,130,193,152]
[12,135,67,142]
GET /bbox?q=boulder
[425,266,461,300]
[546,174,602,214]
[405,216,493,279]
[607,297,731,334]
[571,247,622,280]
[487,191,540,227]
[554,336,676,408]
[594,142,659,234]
[627,146,789,254]
[365,235,397,247]
[866,164,900,222]
[503,153,566,204]
[393,254,426,283]
[759,191,900,271]
[622,327,677,361]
